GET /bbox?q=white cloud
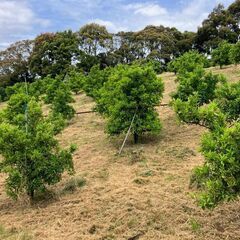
[123,0,234,32]
[90,19,127,33]
[0,0,50,49]
[0,0,236,50]
[126,3,168,17]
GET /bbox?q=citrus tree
[192,121,240,208]
[44,75,75,119]
[83,65,111,99]
[212,41,232,68]
[97,65,164,143]
[66,69,86,95]
[230,41,240,65]
[0,93,75,200]
[167,51,209,75]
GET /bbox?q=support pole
[118,112,136,155]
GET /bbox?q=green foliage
[172,93,200,124]
[173,67,225,104]
[211,41,232,68]
[30,31,79,78]
[229,41,240,65]
[46,113,66,135]
[193,122,240,208]
[66,69,86,94]
[78,23,112,57]
[133,59,164,74]
[215,81,240,121]
[51,87,75,120]
[0,93,75,200]
[195,4,240,53]
[168,51,209,75]
[198,102,227,130]
[83,65,111,99]
[44,75,75,119]
[96,64,164,143]
[5,80,45,101]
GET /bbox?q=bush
[215,82,240,121]
[167,51,209,75]
[229,41,240,65]
[83,64,111,99]
[0,93,75,200]
[172,67,225,105]
[44,75,75,119]
[132,59,164,74]
[51,86,75,120]
[96,64,164,143]
[66,69,86,94]
[212,41,232,68]
[172,93,200,124]
[192,122,240,208]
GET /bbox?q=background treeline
[0,1,240,96]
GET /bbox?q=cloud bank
[0,0,235,49]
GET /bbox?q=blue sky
[0,0,235,49]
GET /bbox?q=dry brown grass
[0,66,240,240]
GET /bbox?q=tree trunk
[27,188,34,203]
[134,132,139,144]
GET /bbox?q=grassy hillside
[0,65,239,240]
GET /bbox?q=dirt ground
[0,65,240,240]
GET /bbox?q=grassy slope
[0,65,239,240]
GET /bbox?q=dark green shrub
[44,75,75,120]
[172,67,225,104]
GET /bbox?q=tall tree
[133,25,180,63]
[195,4,239,53]
[0,40,33,87]
[228,0,240,22]
[77,23,112,57]
[30,31,79,78]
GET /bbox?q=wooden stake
[118,112,136,155]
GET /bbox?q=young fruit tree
[97,65,164,143]
[44,75,76,119]
[192,121,240,208]
[211,41,232,69]
[167,51,209,76]
[66,69,86,95]
[83,64,111,99]
[215,81,240,121]
[172,67,226,124]
[230,41,240,65]
[0,93,75,200]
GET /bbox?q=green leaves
[212,41,232,68]
[96,64,164,143]
[168,51,209,75]
[195,122,240,208]
[0,93,75,200]
[44,75,76,120]
[230,41,240,65]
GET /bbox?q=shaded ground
[0,65,240,240]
